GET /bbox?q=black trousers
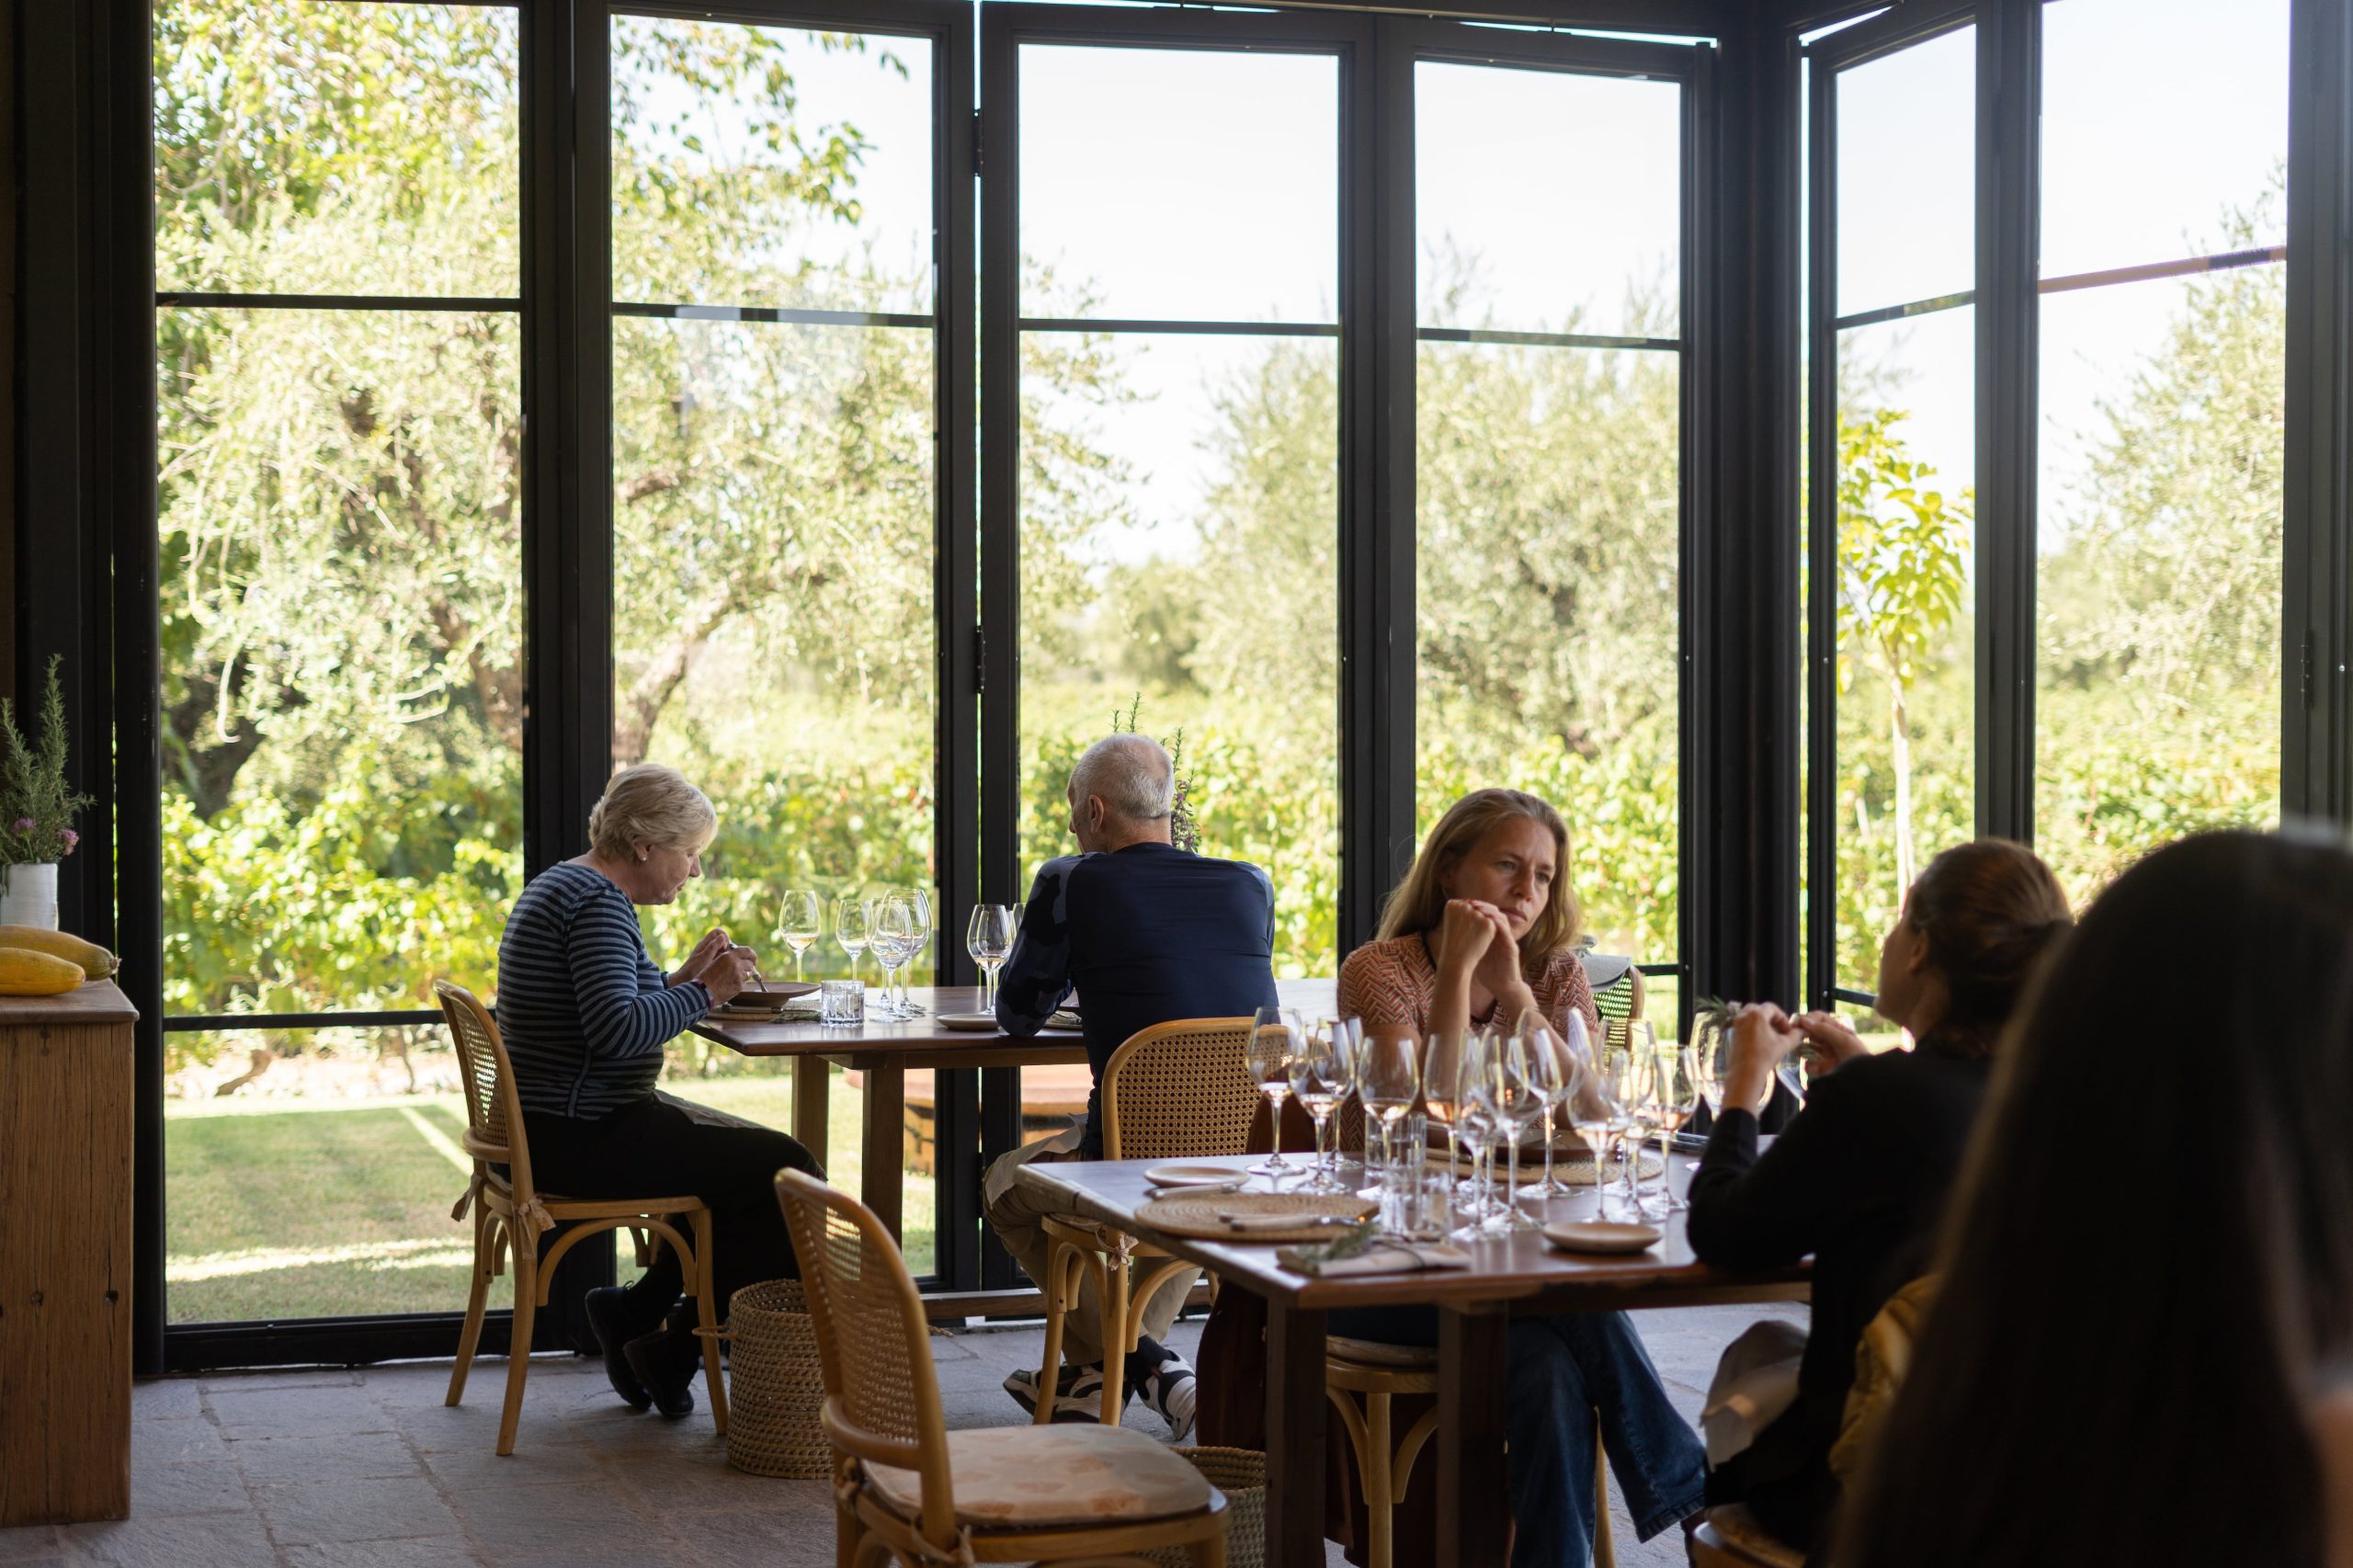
[523,1094,823,1331]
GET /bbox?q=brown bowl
[719,981,817,1013]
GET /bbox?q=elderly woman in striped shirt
[1332,788,1705,1568]
[494,762,822,1419]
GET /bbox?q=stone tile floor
[0,1301,1801,1567]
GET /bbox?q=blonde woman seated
[1333,788,1705,1568]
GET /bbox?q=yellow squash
[0,926,119,979]
[0,946,85,995]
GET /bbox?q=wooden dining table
[1014,1153,1811,1568]
[688,979,1337,1241]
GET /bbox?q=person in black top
[984,733,1279,1434]
[1687,838,2073,1557]
[494,762,823,1420]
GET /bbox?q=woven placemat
[1135,1190,1377,1243]
[1427,1149,1665,1187]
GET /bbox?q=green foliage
[0,656,96,867]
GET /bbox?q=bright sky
[634,0,2292,562]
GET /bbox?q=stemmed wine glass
[1352,1029,1421,1232]
[965,904,1015,1008]
[1519,1020,1580,1210]
[1481,1028,1550,1231]
[1449,1031,1504,1238]
[1599,1039,1648,1220]
[1422,1029,1472,1201]
[869,894,919,1019]
[892,887,933,1016]
[777,889,823,983]
[1288,1018,1350,1193]
[1538,1014,1591,1199]
[833,895,870,985]
[1245,1006,1302,1177]
[1647,1038,1701,1212]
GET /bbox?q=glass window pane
[611,312,938,1275]
[1834,27,1974,319]
[1415,63,1681,339]
[155,1,519,297]
[613,20,934,313]
[157,301,524,1319]
[1017,331,1340,978]
[1832,308,1975,994]
[2040,0,2289,278]
[1414,341,1681,971]
[2034,269,2284,901]
[1018,45,1337,324]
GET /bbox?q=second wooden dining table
[688,978,1338,1240]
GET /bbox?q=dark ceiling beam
[1259,0,1721,39]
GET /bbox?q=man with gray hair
[984,733,1279,1435]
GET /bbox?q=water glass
[818,979,864,1026]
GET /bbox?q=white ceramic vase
[0,862,58,929]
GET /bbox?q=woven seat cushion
[1327,1335,1438,1370]
[867,1425,1214,1528]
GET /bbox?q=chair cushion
[1327,1335,1438,1370]
[867,1424,1214,1528]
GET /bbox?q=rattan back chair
[435,979,728,1454]
[778,1169,1229,1566]
[1034,1017,1257,1425]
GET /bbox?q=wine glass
[1421,1029,1472,1201]
[1353,1028,1421,1196]
[1289,1020,1348,1193]
[777,888,823,983]
[1598,1039,1648,1220]
[833,895,870,984]
[1245,1006,1302,1177]
[966,904,1015,1008]
[1449,1031,1503,1238]
[1649,1040,1701,1212]
[870,895,919,1020]
[893,886,933,1015]
[1482,1028,1549,1230]
[1538,1013,1590,1199]
[1518,1019,1578,1209]
[1569,1040,1624,1219]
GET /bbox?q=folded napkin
[1279,1240,1473,1277]
[1046,1008,1083,1029]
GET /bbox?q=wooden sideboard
[0,979,136,1527]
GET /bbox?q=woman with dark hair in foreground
[1832,830,2353,1568]
[1687,838,2073,1554]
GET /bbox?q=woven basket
[723,1278,830,1479]
[1142,1447,1267,1568]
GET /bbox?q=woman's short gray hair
[1069,734,1175,822]
[588,763,718,858]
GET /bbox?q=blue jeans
[1328,1307,1707,1568]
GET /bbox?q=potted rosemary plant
[0,657,94,928]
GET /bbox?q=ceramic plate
[1143,1164,1252,1189]
[1542,1220,1664,1256]
[935,1013,999,1031]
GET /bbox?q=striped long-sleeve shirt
[494,861,710,1119]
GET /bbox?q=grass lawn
[165,1064,938,1324]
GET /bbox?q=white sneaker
[1003,1362,1129,1423]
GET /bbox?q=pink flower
[60,828,78,853]
[9,819,30,835]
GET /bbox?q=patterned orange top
[1336,932,1602,1048]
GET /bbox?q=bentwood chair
[777,1169,1229,1567]
[434,980,728,1455]
[1033,1017,1259,1426]
[1580,949,1649,1025]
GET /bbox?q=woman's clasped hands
[1720,1002,1871,1114]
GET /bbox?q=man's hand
[1722,1002,1803,1116]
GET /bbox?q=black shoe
[584,1288,653,1411]
[623,1325,701,1419]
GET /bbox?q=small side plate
[1542,1220,1664,1255]
[1143,1164,1252,1189]
[935,1013,1000,1031]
